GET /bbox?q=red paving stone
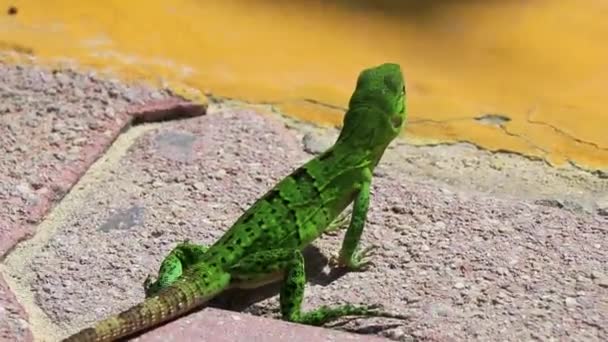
[0,98,204,258]
[0,63,205,342]
[0,63,206,257]
[133,308,387,342]
[0,275,33,342]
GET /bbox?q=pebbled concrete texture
[0,64,606,342]
[0,62,203,258]
[0,62,206,341]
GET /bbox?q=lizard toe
[143,274,155,290]
[349,245,378,271]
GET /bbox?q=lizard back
[203,143,374,268]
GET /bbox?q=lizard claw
[366,303,384,313]
[329,254,341,268]
[331,245,377,271]
[324,212,351,236]
[349,245,377,271]
[364,304,410,320]
[143,274,154,290]
[143,274,161,297]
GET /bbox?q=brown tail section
[62,282,209,342]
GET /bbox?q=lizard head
[338,63,407,148]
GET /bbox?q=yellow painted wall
[1,0,606,169]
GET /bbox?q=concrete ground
[0,63,607,342]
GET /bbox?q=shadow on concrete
[209,244,347,311]
[253,0,509,21]
[203,245,406,336]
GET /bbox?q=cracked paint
[0,0,606,169]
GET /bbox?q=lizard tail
[61,282,213,342]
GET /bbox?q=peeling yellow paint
[1,0,606,169]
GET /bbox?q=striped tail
[62,281,220,342]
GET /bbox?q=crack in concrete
[302,98,346,111]
[408,139,553,166]
[499,124,550,155]
[407,117,477,124]
[525,107,608,151]
[568,160,608,179]
[405,116,550,158]
[472,112,550,156]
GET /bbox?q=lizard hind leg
[230,248,400,326]
[144,241,209,297]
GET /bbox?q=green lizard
[63,62,407,342]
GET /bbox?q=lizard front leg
[323,208,351,236]
[336,173,375,270]
[230,248,395,326]
[144,241,208,297]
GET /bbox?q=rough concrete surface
[0,275,32,342]
[0,62,205,341]
[0,64,607,342]
[0,62,203,257]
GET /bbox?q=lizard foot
[330,245,377,271]
[359,304,410,321]
[143,275,158,297]
[291,303,408,326]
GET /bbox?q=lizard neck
[327,138,389,171]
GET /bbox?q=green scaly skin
[63,62,407,342]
